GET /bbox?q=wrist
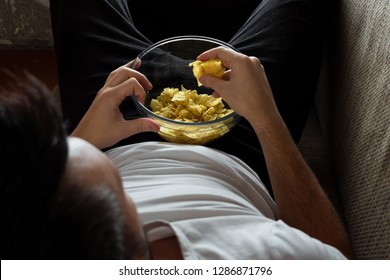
[70,128,103,150]
[246,101,285,136]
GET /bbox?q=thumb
[122,118,160,137]
[199,75,224,93]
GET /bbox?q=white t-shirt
[105,142,346,259]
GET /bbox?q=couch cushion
[326,0,389,259]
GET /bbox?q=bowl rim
[135,35,238,59]
[130,35,240,127]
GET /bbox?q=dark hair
[43,183,129,259]
[0,73,143,259]
[0,72,68,258]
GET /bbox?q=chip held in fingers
[189,58,225,86]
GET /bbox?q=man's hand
[197,47,277,129]
[71,60,160,149]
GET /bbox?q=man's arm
[249,102,353,259]
[198,47,353,259]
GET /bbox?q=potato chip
[151,86,233,123]
[188,58,225,86]
[150,85,234,144]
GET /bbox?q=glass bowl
[130,35,240,145]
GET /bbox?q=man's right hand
[197,46,278,129]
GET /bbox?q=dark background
[128,1,259,43]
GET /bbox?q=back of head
[0,72,68,258]
[42,183,128,259]
[0,73,133,259]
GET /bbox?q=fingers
[197,46,242,69]
[105,77,148,106]
[199,75,226,94]
[113,118,160,144]
[125,58,141,70]
[198,68,231,94]
[105,61,152,90]
[99,60,153,106]
[121,118,160,137]
[196,47,242,92]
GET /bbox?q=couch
[0,0,388,259]
[303,0,389,259]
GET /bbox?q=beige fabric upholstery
[313,0,390,259]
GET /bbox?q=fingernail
[151,123,160,132]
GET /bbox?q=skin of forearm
[70,125,103,150]
[247,105,353,259]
